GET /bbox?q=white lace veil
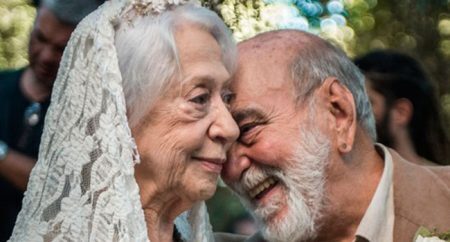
[9,0,214,241]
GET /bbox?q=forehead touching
[230,31,315,121]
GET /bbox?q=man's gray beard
[230,126,330,242]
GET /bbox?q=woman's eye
[189,93,210,105]
[221,90,235,105]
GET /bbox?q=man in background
[355,50,450,165]
[0,0,102,240]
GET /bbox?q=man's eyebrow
[232,108,266,124]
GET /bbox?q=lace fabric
[8,0,214,241]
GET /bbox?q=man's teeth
[249,177,277,198]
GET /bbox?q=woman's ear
[319,77,357,153]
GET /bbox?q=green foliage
[206,186,249,232]
[415,226,450,241]
[344,0,450,132]
[345,0,450,92]
[0,0,35,70]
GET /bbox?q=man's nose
[222,143,251,184]
[39,45,62,65]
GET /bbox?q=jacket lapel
[392,149,450,241]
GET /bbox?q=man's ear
[319,77,357,153]
[390,98,413,127]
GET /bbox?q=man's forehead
[238,30,307,52]
[231,52,292,91]
[230,54,296,121]
[230,75,297,122]
[36,7,74,43]
[230,31,307,121]
[233,40,300,92]
[231,71,294,109]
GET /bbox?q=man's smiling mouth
[248,177,279,199]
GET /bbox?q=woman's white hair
[115,3,236,128]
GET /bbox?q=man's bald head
[234,29,377,140]
[237,30,326,67]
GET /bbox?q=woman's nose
[208,100,239,148]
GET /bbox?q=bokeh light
[217,0,350,44]
[438,19,450,36]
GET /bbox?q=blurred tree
[0,0,35,70]
[345,0,450,137]
[346,0,449,95]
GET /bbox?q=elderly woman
[8,0,238,241]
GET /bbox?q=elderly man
[220,30,450,242]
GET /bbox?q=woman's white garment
[8,0,214,241]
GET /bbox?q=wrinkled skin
[133,25,239,215]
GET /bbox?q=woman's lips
[193,157,225,173]
[201,161,223,173]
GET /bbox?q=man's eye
[189,93,210,105]
[240,123,255,134]
[239,122,260,138]
[35,31,46,43]
[238,123,258,145]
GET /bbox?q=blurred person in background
[0,0,102,240]
[355,50,450,166]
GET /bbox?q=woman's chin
[186,177,219,201]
